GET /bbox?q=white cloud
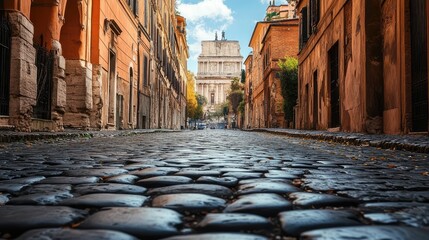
[260,0,289,5]
[178,0,233,23]
[177,0,234,72]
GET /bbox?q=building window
[127,0,138,16]
[299,0,319,50]
[299,7,308,50]
[310,0,320,33]
[129,67,133,123]
[144,0,149,29]
[211,92,215,105]
[143,55,149,86]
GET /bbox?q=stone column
[51,40,67,131]
[8,12,37,132]
[221,84,225,102]
[63,60,93,130]
[216,84,219,104]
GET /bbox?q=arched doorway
[60,0,93,129]
[30,0,67,129]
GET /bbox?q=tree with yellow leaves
[186,71,198,121]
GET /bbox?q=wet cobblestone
[0,130,428,239]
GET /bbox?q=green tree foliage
[222,102,229,116]
[211,103,228,122]
[196,94,207,107]
[227,77,244,115]
[195,104,204,120]
[266,11,279,21]
[195,94,207,120]
[238,101,245,114]
[278,57,298,123]
[241,69,246,83]
[186,71,198,120]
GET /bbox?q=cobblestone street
[0,130,428,239]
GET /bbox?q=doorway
[0,14,10,116]
[410,0,428,132]
[313,71,318,129]
[329,43,340,128]
[108,50,116,125]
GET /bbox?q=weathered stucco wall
[297,0,372,132]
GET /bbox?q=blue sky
[177,0,290,73]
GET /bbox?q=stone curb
[248,129,429,153]
[0,129,180,143]
[0,132,94,143]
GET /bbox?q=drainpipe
[137,31,141,129]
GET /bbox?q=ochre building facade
[244,3,299,129]
[0,0,188,132]
[296,0,428,134]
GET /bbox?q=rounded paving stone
[0,194,9,205]
[0,206,87,231]
[131,167,180,178]
[161,233,268,240]
[16,228,139,240]
[174,170,221,179]
[0,176,46,184]
[73,183,147,195]
[152,193,226,212]
[136,176,193,188]
[123,164,156,171]
[214,168,252,173]
[78,207,183,238]
[238,178,291,185]
[300,226,429,240]
[279,209,363,237]
[264,170,299,179]
[8,191,73,205]
[237,181,301,195]
[105,174,139,184]
[0,183,29,193]
[224,193,292,216]
[222,172,262,180]
[289,192,359,208]
[60,193,148,208]
[362,202,429,210]
[22,184,72,194]
[363,205,429,228]
[197,213,271,231]
[64,168,128,177]
[148,184,233,198]
[39,177,100,185]
[196,176,238,187]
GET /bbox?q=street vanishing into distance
[0,130,428,239]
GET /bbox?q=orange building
[244,2,299,129]
[175,15,189,129]
[296,0,428,134]
[0,0,188,132]
[149,0,186,130]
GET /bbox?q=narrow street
[0,130,428,239]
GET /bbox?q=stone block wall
[8,12,37,132]
[63,60,93,129]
